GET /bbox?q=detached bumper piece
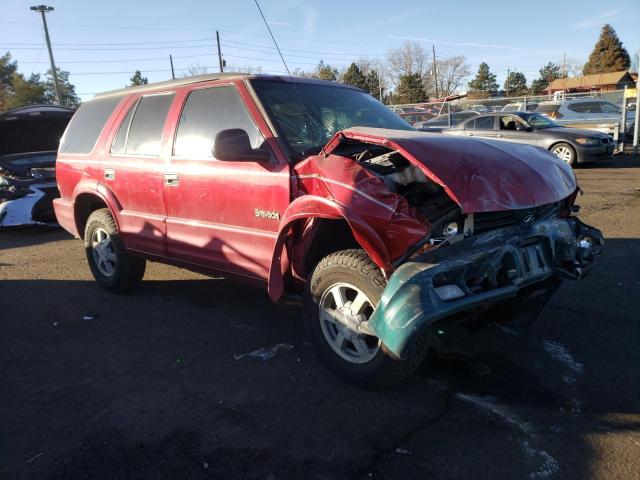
[369,217,603,358]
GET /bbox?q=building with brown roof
[543,70,635,94]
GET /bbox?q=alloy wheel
[318,283,380,364]
[91,228,117,277]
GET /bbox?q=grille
[474,203,558,234]
[600,137,612,144]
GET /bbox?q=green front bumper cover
[368,217,603,358]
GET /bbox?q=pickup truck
[54,74,603,387]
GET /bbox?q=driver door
[163,82,290,281]
[497,115,538,145]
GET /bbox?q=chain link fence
[390,88,637,150]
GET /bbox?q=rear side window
[467,116,494,130]
[60,95,123,154]
[125,93,174,156]
[174,85,262,158]
[535,104,563,119]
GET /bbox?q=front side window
[60,95,123,154]
[125,93,174,156]
[174,85,263,158]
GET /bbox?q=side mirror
[213,129,270,162]
[516,124,532,132]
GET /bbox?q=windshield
[521,113,559,129]
[251,79,412,156]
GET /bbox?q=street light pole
[30,4,63,105]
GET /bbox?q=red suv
[55,74,603,387]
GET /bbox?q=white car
[535,98,635,138]
[501,102,538,112]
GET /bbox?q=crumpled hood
[324,127,577,213]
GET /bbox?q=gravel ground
[1,155,639,480]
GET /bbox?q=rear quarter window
[125,93,174,156]
[60,95,123,154]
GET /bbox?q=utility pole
[216,30,224,73]
[30,4,62,105]
[562,52,567,90]
[169,54,175,79]
[432,45,438,99]
[633,64,639,154]
[506,68,510,97]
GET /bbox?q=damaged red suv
[54,74,603,387]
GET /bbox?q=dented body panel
[325,127,577,213]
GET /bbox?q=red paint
[54,75,579,303]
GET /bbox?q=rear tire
[550,142,576,166]
[84,208,145,292]
[303,249,428,388]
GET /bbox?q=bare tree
[386,41,429,87]
[184,63,208,76]
[563,57,584,77]
[432,56,470,97]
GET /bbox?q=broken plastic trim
[368,216,603,358]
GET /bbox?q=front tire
[303,249,428,388]
[551,142,576,166]
[84,208,145,292]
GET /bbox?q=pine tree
[365,69,382,100]
[504,70,528,96]
[530,62,562,94]
[130,70,148,86]
[583,24,631,74]
[314,61,338,81]
[341,63,368,90]
[6,73,47,109]
[395,73,426,103]
[44,68,80,106]
[468,63,498,95]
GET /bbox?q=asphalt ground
[1,155,639,479]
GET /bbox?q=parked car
[469,104,489,113]
[414,110,479,130]
[441,112,614,166]
[54,74,603,387]
[501,102,539,112]
[0,104,74,226]
[534,98,633,125]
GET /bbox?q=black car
[441,112,614,166]
[0,104,74,226]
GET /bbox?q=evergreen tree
[395,73,426,103]
[0,52,18,111]
[44,68,80,106]
[6,73,47,109]
[504,70,528,96]
[583,24,631,74]
[530,62,562,94]
[468,63,498,95]
[130,70,149,86]
[341,63,367,90]
[314,60,338,81]
[365,69,382,100]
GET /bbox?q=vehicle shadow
[0,225,69,250]
[577,153,640,169]
[1,239,638,479]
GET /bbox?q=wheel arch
[73,184,122,239]
[267,195,391,302]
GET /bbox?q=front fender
[267,195,391,302]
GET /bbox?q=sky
[1,0,639,101]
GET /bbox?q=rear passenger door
[463,115,497,138]
[164,83,290,281]
[103,92,174,256]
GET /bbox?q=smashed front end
[297,128,604,358]
[0,153,58,227]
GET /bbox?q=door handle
[164,173,179,186]
[104,168,115,180]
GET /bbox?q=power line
[0,37,216,47]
